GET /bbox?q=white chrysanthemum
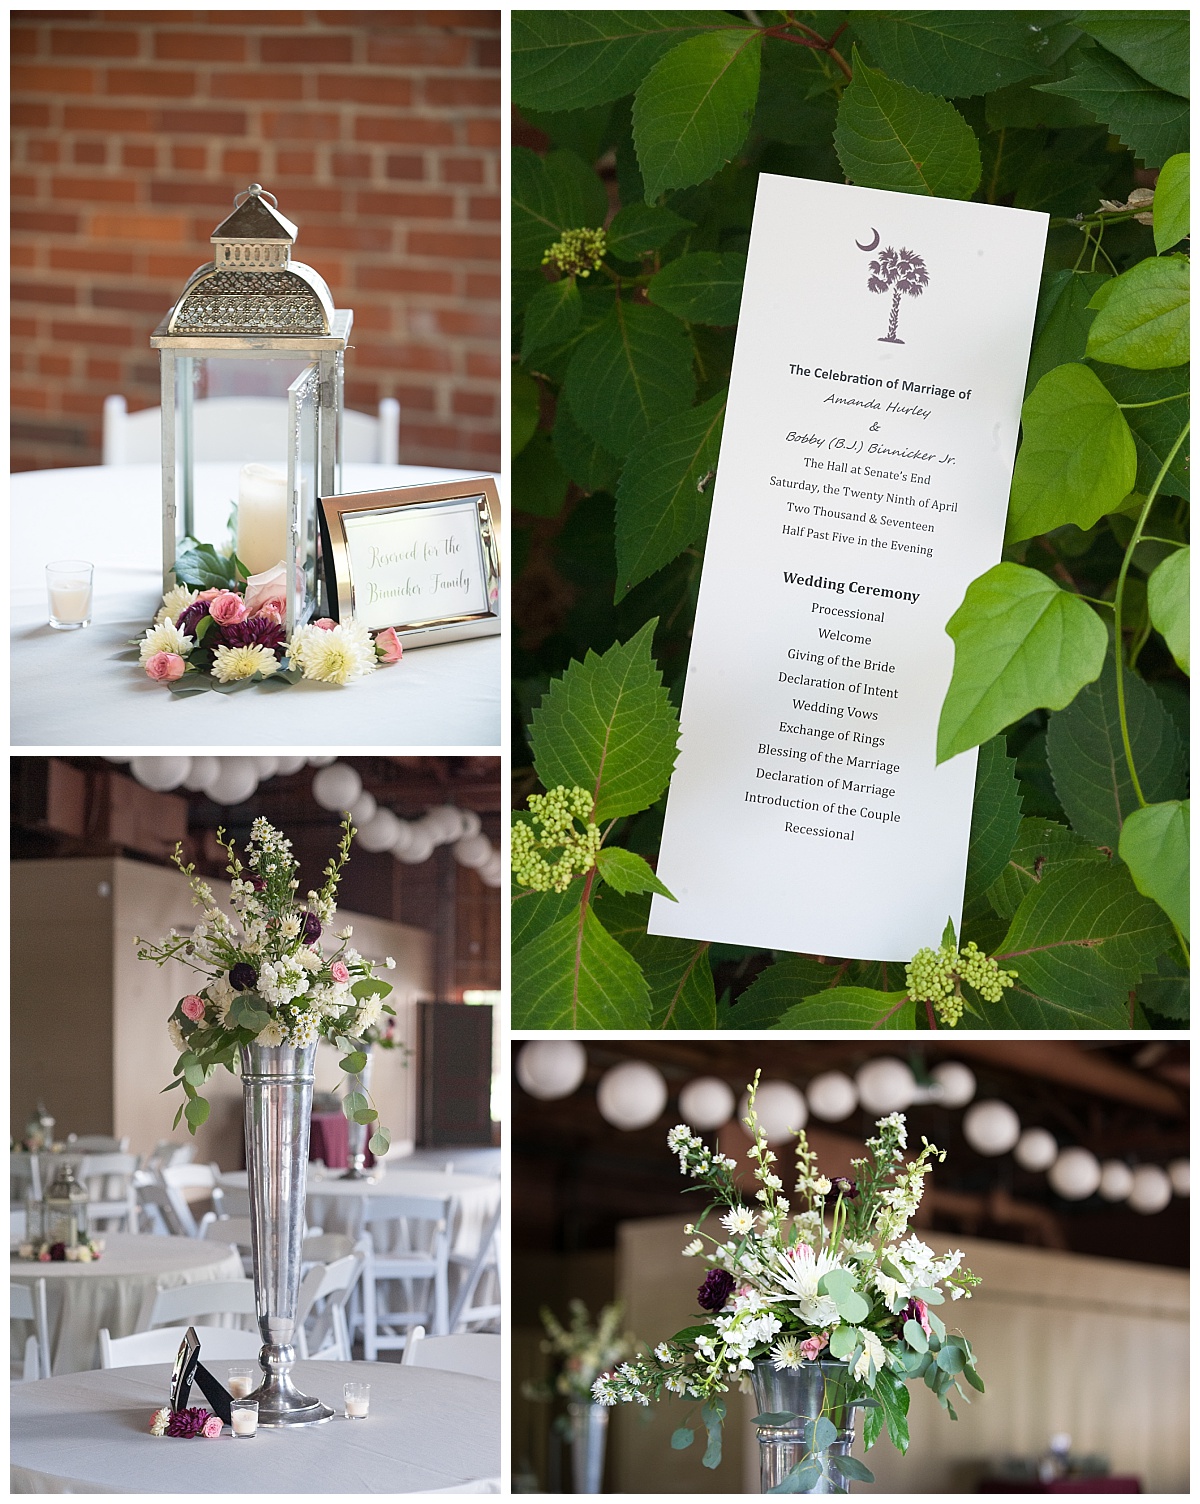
[212,643,278,683]
[167,1018,186,1052]
[813,1175,832,1195]
[255,1019,285,1047]
[139,618,193,663]
[154,583,198,625]
[770,1335,803,1372]
[288,620,377,685]
[853,1328,886,1384]
[766,1243,843,1327]
[721,1206,756,1236]
[681,1239,704,1257]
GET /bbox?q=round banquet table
[10,1359,501,1493]
[11,1233,244,1376]
[10,461,501,747]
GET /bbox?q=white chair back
[449,1202,501,1333]
[405,1330,501,1381]
[11,1279,52,1381]
[11,1152,42,1203]
[143,1140,195,1174]
[136,1278,257,1333]
[102,394,400,464]
[76,1153,139,1233]
[360,1195,452,1358]
[213,1180,251,1217]
[295,1252,364,1361]
[100,1324,261,1368]
[134,1170,196,1238]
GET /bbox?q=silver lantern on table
[150,183,352,634]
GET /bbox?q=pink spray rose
[799,1332,829,1362]
[202,1415,223,1439]
[181,995,205,1022]
[195,588,222,602]
[207,591,247,626]
[313,617,338,631]
[145,651,186,682]
[330,960,350,984]
[243,563,287,619]
[374,626,403,664]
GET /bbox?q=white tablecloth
[10,462,501,747]
[10,1359,501,1493]
[11,1233,244,1375]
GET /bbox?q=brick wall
[11,10,501,473]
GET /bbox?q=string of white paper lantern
[122,754,333,805]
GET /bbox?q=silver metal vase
[751,1359,864,1494]
[340,1045,373,1180]
[241,1041,333,1426]
[568,1400,609,1493]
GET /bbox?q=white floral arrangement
[592,1073,983,1484]
[136,816,396,1153]
[525,1299,637,1404]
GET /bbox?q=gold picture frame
[319,476,501,647]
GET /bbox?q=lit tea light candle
[344,1381,370,1419]
[236,463,289,576]
[231,1399,259,1437]
[46,560,94,630]
[227,1366,256,1400]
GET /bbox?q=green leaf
[529,618,680,822]
[873,1374,911,1454]
[716,955,833,1027]
[753,1413,798,1427]
[937,564,1109,763]
[851,11,1062,96]
[1008,364,1138,541]
[903,1318,929,1354]
[995,859,1174,1019]
[1091,363,1190,501]
[966,736,1023,892]
[589,883,708,1027]
[812,1416,838,1451]
[352,1107,378,1126]
[1076,12,1190,99]
[513,430,570,519]
[936,1344,966,1374]
[552,404,621,494]
[834,1454,876,1484]
[1139,950,1190,1021]
[595,845,676,898]
[834,49,981,200]
[671,1427,695,1450]
[512,905,651,1029]
[521,102,618,166]
[182,1061,205,1089]
[1153,153,1190,254]
[172,541,239,591]
[1046,658,1185,847]
[773,986,914,1030]
[633,30,762,203]
[368,1127,391,1157]
[564,299,696,459]
[829,1325,859,1361]
[342,1090,368,1121]
[512,11,724,113]
[648,251,745,325]
[1086,255,1189,369]
[520,277,582,362]
[512,879,585,952]
[184,1096,210,1133]
[700,1398,725,1470]
[986,816,1109,920]
[350,978,391,1001]
[339,1050,368,1075]
[512,147,608,270]
[1026,270,1109,395]
[614,390,726,596]
[1147,546,1189,673]
[1036,51,1188,168]
[1119,800,1189,936]
[606,203,695,259]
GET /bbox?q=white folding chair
[404,1330,501,1381]
[449,1203,501,1333]
[360,1194,451,1358]
[162,1162,224,1222]
[135,1170,197,1238]
[198,1214,255,1277]
[295,1252,365,1361]
[142,1140,195,1175]
[11,1279,52,1381]
[135,1278,257,1333]
[100,1325,261,1368]
[102,394,400,464]
[213,1179,251,1216]
[11,1151,42,1204]
[66,1134,130,1153]
[76,1153,139,1232]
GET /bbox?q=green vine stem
[1112,418,1190,809]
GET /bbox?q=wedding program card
[649,175,1047,961]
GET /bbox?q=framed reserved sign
[319,476,500,647]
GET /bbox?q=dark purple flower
[697,1267,736,1313]
[166,1407,212,1438]
[48,1242,66,1262]
[220,615,286,654]
[830,1177,858,1201]
[300,910,322,945]
[176,600,210,637]
[250,877,267,892]
[229,962,258,992]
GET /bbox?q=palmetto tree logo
[867,245,929,344]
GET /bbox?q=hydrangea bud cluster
[906,940,1017,1025]
[511,785,601,893]
[542,226,607,277]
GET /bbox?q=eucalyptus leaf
[671,1426,695,1450]
[342,1091,367,1121]
[903,1318,929,1354]
[184,1096,210,1133]
[339,1050,368,1075]
[833,1455,876,1484]
[368,1128,391,1157]
[812,1416,838,1451]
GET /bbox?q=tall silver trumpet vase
[241,1041,333,1426]
[568,1400,609,1493]
[751,1359,864,1494]
[340,1046,373,1180]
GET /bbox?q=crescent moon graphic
[856,227,881,251]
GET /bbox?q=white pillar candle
[236,463,289,577]
[346,1397,370,1418]
[228,1376,254,1399]
[49,584,92,623]
[231,1407,258,1436]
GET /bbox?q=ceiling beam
[944,1042,1184,1116]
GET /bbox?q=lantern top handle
[237,183,279,209]
[211,183,298,247]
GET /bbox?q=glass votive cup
[46,559,94,630]
[230,1398,259,1437]
[227,1364,257,1400]
[344,1381,370,1419]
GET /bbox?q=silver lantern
[150,183,352,633]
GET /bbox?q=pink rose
[374,626,403,664]
[202,1415,223,1439]
[38,1250,51,1262]
[196,588,222,602]
[243,563,287,619]
[208,590,247,626]
[313,617,338,631]
[799,1332,829,1363]
[256,605,284,625]
[181,995,205,1022]
[145,651,186,682]
[330,960,350,983]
